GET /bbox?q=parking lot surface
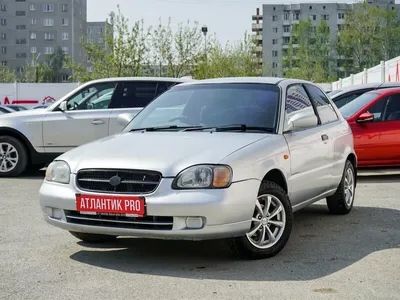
[0,171,399,300]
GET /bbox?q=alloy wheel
[246,194,286,249]
[0,142,19,173]
[344,167,355,207]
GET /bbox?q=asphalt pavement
[0,170,399,300]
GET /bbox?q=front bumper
[39,176,261,241]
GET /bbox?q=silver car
[0,77,191,177]
[39,77,357,259]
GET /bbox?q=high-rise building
[87,21,112,47]
[252,0,400,78]
[0,0,88,80]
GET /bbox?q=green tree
[20,49,65,83]
[193,32,265,79]
[284,18,335,82]
[336,2,393,74]
[0,65,16,83]
[67,5,151,82]
[147,18,203,77]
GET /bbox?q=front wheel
[69,231,117,243]
[0,136,28,177]
[227,181,293,260]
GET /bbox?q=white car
[0,77,192,176]
[40,77,357,259]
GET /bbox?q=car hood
[57,131,270,176]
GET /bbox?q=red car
[339,87,400,167]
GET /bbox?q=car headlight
[45,160,71,184]
[172,165,233,189]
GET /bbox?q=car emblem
[109,175,122,187]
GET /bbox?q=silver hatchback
[39,77,357,259]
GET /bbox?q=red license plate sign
[76,194,146,217]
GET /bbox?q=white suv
[0,77,192,177]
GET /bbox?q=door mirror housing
[357,112,374,123]
[58,101,67,112]
[284,111,318,133]
[117,113,135,128]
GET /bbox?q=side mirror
[58,101,67,112]
[117,113,135,127]
[357,112,374,123]
[284,111,318,133]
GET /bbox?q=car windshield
[123,83,281,133]
[339,92,379,118]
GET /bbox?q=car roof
[177,76,314,87]
[330,83,381,97]
[330,82,400,98]
[366,86,400,96]
[87,77,193,85]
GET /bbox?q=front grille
[65,211,173,230]
[76,169,162,194]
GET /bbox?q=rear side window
[155,81,178,97]
[305,84,338,124]
[109,81,182,109]
[109,81,158,108]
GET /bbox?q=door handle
[92,119,105,125]
[321,134,329,141]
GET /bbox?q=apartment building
[0,0,92,80]
[252,0,400,77]
[87,21,112,47]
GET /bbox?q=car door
[283,84,332,206]
[351,93,400,166]
[304,83,343,191]
[107,80,177,135]
[42,81,118,153]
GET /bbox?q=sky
[87,0,357,45]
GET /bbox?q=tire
[69,231,117,243]
[227,181,293,260]
[0,136,28,177]
[326,160,356,215]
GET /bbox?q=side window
[365,97,388,122]
[305,84,338,124]
[65,82,117,111]
[286,84,313,114]
[383,94,400,121]
[155,81,176,97]
[109,81,158,109]
[286,84,318,129]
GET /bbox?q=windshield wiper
[183,124,274,133]
[129,125,202,132]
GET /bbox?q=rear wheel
[326,160,356,215]
[69,231,117,243]
[0,136,28,177]
[227,181,293,260]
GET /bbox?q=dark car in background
[329,82,400,108]
[3,105,28,112]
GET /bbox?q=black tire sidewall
[0,136,28,177]
[342,160,356,210]
[231,182,293,259]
